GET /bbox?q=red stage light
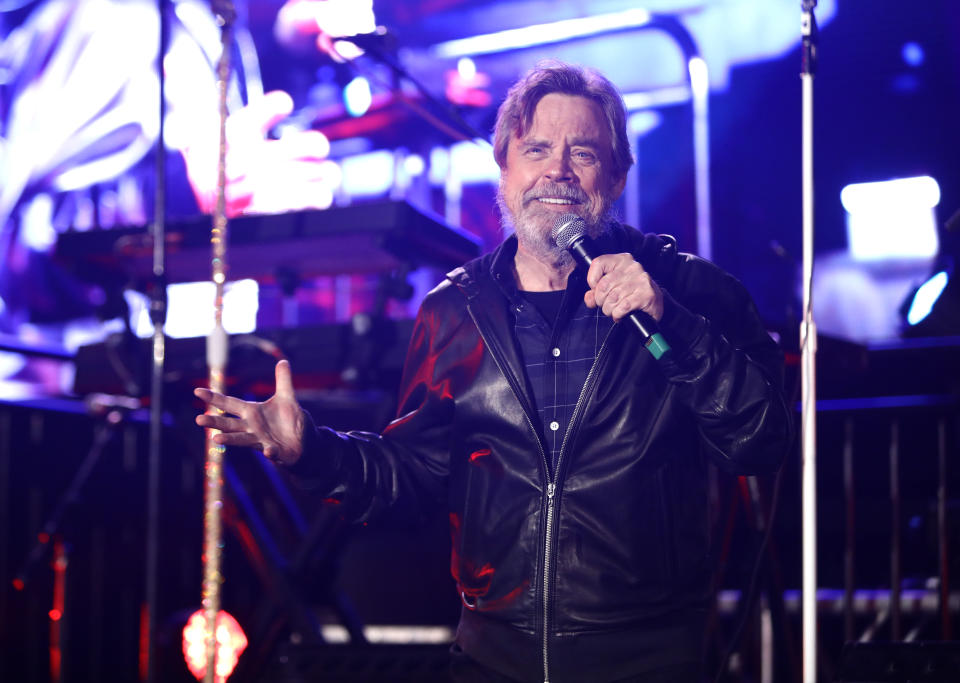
[182,609,247,682]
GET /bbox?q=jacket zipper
[540,327,616,683]
[467,303,616,683]
[467,305,557,681]
[542,481,555,683]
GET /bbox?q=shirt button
[549,421,560,431]
[551,347,560,357]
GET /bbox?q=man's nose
[544,151,575,182]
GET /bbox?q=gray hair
[492,60,634,179]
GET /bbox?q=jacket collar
[446,222,679,301]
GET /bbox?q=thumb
[274,359,296,399]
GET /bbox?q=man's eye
[526,146,545,155]
[575,151,597,162]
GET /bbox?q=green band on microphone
[644,333,671,360]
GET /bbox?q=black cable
[712,350,802,682]
[711,457,789,683]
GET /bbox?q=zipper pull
[547,483,555,500]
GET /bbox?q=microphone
[336,27,396,53]
[552,214,671,360]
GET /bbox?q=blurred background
[1,0,959,681]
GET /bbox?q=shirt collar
[489,233,590,302]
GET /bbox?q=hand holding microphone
[552,214,671,360]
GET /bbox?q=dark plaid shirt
[505,267,615,474]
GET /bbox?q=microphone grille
[551,213,586,250]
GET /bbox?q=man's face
[498,92,626,264]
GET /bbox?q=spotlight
[902,209,960,337]
[906,271,948,325]
[343,76,372,117]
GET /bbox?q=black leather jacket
[293,223,791,682]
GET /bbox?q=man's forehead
[513,95,609,142]
[514,130,604,146]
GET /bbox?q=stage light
[457,58,477,80]
[627,110,662,137]
[343,76,372,117]
[449,140,501,184]
[840,176,940,262]
[901,41,925,67]
[127,279,258,339]
[906,271,949,326]
[427,142,499,186]
[445,56,492,107]
[901,208,960,337]
[687,57,709,99]
[339,150,395,196]
[432,9,652,58]
[403,154,425,178]
[182,609,247,682]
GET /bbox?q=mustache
[523,184,588,204]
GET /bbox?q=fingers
[586,254,663,322]
[195,408,264,449]
[211,430,263,449]
[193,387,251,417]
[195,412,246,433]
[274,359,296,399]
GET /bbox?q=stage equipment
[199,3,236,681]
[54,200,479,287]
[799,2,820,682]
[902,209,960,336]
[182,609,247,682]
[71,319,414,398]
[144,0,170,679]
[837,641,960,682]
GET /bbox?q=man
[195,60,791,682]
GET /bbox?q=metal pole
[799,2,819,682]
[688,56,712,261]
[144,0,169,679]
[202,3,236,681]
[843,417,855,642]
[938,417,951,639]
[889,420,901,640]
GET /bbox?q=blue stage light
[906,271,949,326]
[901,41,925,68]
[343,76,372,117]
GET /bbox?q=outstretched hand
[194,360,304,466]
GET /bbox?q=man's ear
[610,173,627,201]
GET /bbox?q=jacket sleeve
[284,293,457,523]
[655,255,793,474]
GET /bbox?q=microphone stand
[330,35,488,145]
[200,2,236,682]
[144,1,170,680]
[799,2,819,682]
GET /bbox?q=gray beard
[496,187,614,267]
